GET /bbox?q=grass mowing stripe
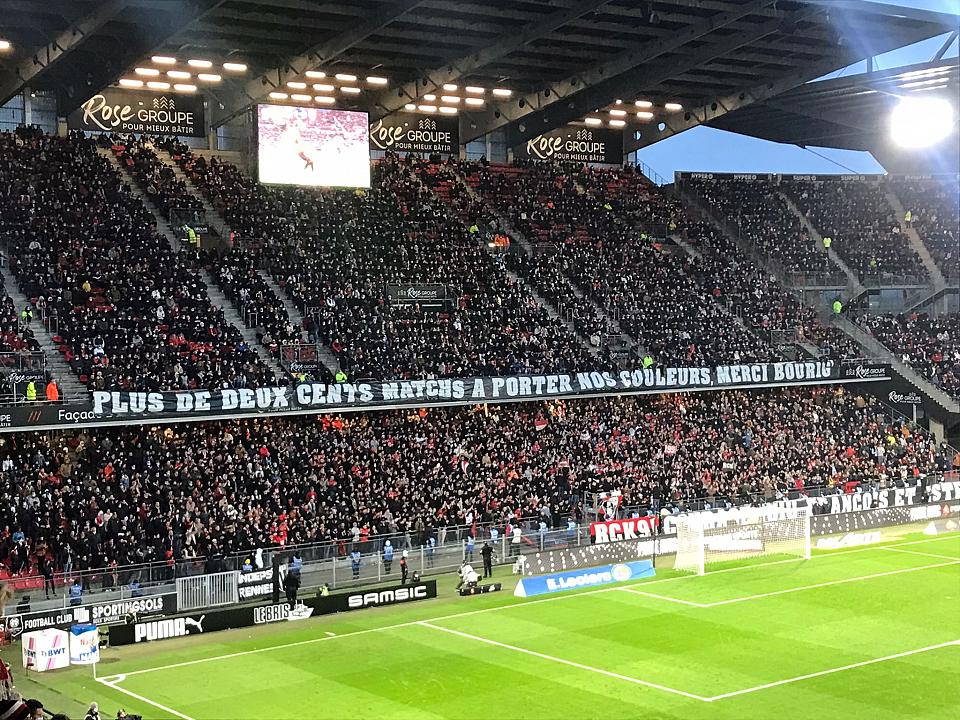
[415,621,711,702]
[706,640,960,701]
[618,588,709,607]
[112,534,960,681]
[882,546,960,561]
[97,677,196,720]
[699,559,960,608]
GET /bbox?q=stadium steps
[258,270,342,378]
[158,155,237,241]
[0,265,88,400]
[777,192,868,300]
[882,187,947,288]
[435,167,618,360]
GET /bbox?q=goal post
[673,506,811,575]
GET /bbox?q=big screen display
[257,105,370,187]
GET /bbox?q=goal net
[673,506,811,575]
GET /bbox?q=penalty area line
[707,640,960,701]
[96,676,196,720]
[417,621,711,702]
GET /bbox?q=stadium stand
[890,176,960,280]
[0,386,952,581]
[0,129,276,392]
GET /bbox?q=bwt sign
[590,517,659,544]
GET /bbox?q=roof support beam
[623,55,852,155]
[464,1,819,144]
[0,0,129,107]
[368,0,614,121]
[211,0,427,127]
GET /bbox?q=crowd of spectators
[0,129,275,392]
[783,179,927,283]
[160,142,598,380]
[0,386,952,579]
[861,312,960,399]
[892,176,959,280]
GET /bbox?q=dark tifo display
[369,113,459,155]
[515,126,623,165]
[0,360,889,434]
[110,581,438,645]
[67,89,205,137]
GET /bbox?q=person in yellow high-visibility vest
[904,209,912,226]
[822,236,832,249]
[335,370,347,383]
[187,226,199,248]
[25,380,37,402]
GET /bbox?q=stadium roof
[0,0,956,149]
[707,58,960,151]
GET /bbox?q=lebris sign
[516,127,622,165]
[86,360,886,419]
[370,114,459,155]
[68,89,205,137]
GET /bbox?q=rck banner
[516,126,622,165]
[369,114,459,155]
[590,516,659,543]
[68,88,206,137]
[0,360,891,433]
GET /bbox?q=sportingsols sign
[515,560,654,598]
[370,114,458,155]
[516,127,622,165]
[68,89,205,137]
[590,516,659,543]
[1,594,176,637]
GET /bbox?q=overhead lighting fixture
[366,76,388,85]
[335,73,357,82]
[424,94,436,101]
[609,109,627,117]
[287,81,307,89]
[167,70,191,79]
[891,96,954,147]
[313,84,335,92]
[223,62,247,72]
[135,67,160,76]
[664,102,683,111]
[404,103,416,110]
[0,40,10,51]
[899,77,953,89]
[315,96,335,104]
[443,83,458,91]
[635,100,653,108]
[147,81,170,90]
[306,70,326,79]
[188,59,212,68]
[119,79,144,88]
[439,106,458,114]
[418,104,438,112]
[615,99,623,105]
[441,95,460,104]
[269,91,288,100]
[341,86,361,94]
[291,93,311,102]
[174,84,197,93]
[914,84,951,92]
[464,97,484,106]
[609,119,626,127]
[197,73,222,82]
[492,88,512,97]
[636,111,654,120]
[465,86,485,94]
[152,56,176,65]
[584,117,602,125]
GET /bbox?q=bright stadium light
[174,84,197,93]
[890,96,955,148]
[464,97,484,106]
[197,73,222,82]
[188,59,212,68]
[315,96,336,104]
[609,119,626,127]
[609,109,626,117]
[167,70,191,79]
[135,67,160,76]
[223,62,247,72]
[306,70,326,79]
[147,81,170,90]
[635,100,652,108]
[636,111,654,120]
[441,95,460,104]
[341,86,361,94]
[418,104,438,112]
[287,81,307,89]
[335,73,357,82]
[313,84,334,92]
[152,56,176,65]
[664,102,683,111]
[119,78,143,88]
[0,40,11,51]
[443,83,458,91]
[404,103,416,110]
[269,91,288,100]
[584,117,602,125]
[366,76,388,85]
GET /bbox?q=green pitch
[11,530,960,719]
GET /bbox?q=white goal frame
[673,506,811,575]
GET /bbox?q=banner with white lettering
[68,88,206,137]
[2,360,890,432]
[676,172,877,182]
[590,516,659,543]
[516,126,622,165]
[369,114,458,155]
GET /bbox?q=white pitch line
[700,559,960,608]
[707,640,960,701]
[417,621,710,702]
[883,546,960,561]
[619,588,709,607]
[97,677,196,720]
[110,533,960,680]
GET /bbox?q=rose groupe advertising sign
[68,88,206,137]
[515,126,623,164]
[369,114,459,154]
